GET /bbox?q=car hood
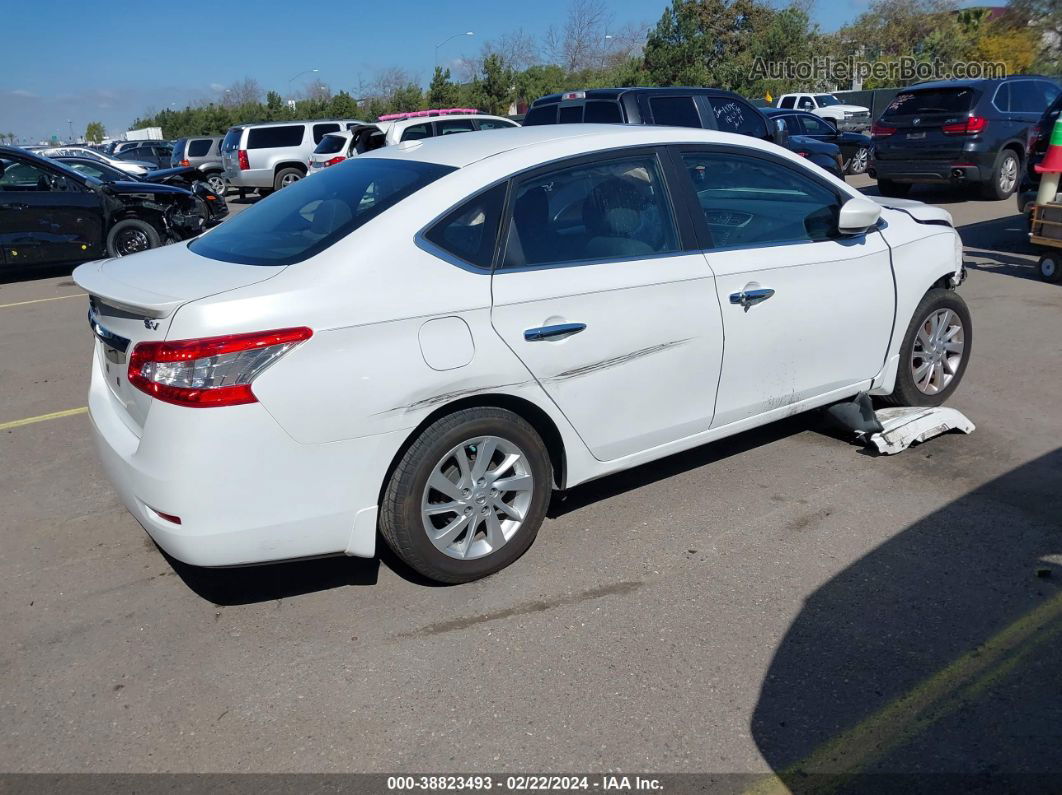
[107,180,191,196]
[871,196,954,226]
[829,104,870,114]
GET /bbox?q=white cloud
[11,89,36,97]
[209,82,225,92]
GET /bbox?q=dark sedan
[54,156,228,226]
[763,108,872,175]
[1,145,213,269]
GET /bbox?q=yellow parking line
[0,407,88,431]
[0,294,83,310]
[745,590,1062,795]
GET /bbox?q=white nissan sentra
[74,125,971,583]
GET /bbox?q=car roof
[531,86,743,106]
[380,113,513,131]
[230,119,365,130]
[362,123,771,169]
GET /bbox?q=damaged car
[0,145,213,268]
[73,125,971,584]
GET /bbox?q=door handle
[0,202,29,211]
[524,322,586,341]
[730,287,775,311]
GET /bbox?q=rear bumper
[223,166,273,189]
[88,354,407,567]
[869,159,984,183]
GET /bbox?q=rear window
[585,101,623,123]
[172,139,187,159]
[883,88,979,118]
[558,105,582,123]
[189,158,454,266]
[187,139,212,157]
[314,134,347,155]
[222,128,243,152]
[436,119,475,135]
[247,125,304,149]
[523,105,556,126]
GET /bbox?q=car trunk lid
[74,246,284,435]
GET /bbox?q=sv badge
[143,318,159,331]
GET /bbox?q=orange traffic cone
[1034,116,1062,205]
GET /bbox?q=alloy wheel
[849,147,869,174]
[206,175,226,195]
[911,308,965,395]
[999,155,1018,195]
[420,436,534,560]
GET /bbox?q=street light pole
[435,31,474,70]
[288,68,320,100]
[67,119,74,143]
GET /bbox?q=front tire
[204,172,227,196]
[380,408,552,584]
[106,218,161,258]
[881,288,972,407]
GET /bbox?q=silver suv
[171,137,226,195]
[221,120,362,195]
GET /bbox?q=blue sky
[2,0,885,142]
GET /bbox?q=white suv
[221,119,364,195]
[776,93,871,131]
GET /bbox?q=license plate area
[907,132,926,139]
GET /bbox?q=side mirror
[838,196,882,235]
[771,118,789,148]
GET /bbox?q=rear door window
[779,96,796,109]
[312,123,340,143]
[1010,81,1050,113]
[707,97,768,138]
[800,115,835,135]
[649,96,701,128]
[187,139,212,157]
[247,125,305,149]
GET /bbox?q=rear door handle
[730,287,775,311]
[524,322,586,341]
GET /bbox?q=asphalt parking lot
[2,177,1060,782]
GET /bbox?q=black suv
[0,145,211,269]
[869,76,1061,199]
[523,87,845,178]
[113,140,174,170]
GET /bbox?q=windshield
[189,156,454,266]
[814,95,841,106]
[883,88,979,117]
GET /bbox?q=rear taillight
[180,159,191,167]
[796,151,809,158]
[942,116,987,135]
[128,327,312,408]
[237,149,250,170]
[324,156,346,166]
[871,122,896,138]
[1027,124,1042,151]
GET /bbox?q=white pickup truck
[776,93,871,131]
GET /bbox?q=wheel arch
[273,160,307,176]
[377,392,569,508]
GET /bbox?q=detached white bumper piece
[864,406,975,455]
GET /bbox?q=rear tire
[881,288,971,407]
[846,147,869,175]
[273,167,303,191]
[980,150,1020,201]
[257,187,273,197]
[204,172,227,196]
[106,218,161,258]
[380,407,552,584]
[1039,254,1062,283]
[877,179,911,198]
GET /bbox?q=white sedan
[74,125,970,583]
[41,146,153,176]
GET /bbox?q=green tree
[427,67,460,107]
[477,53,515,115]
[84,121,105,144]
[1004,0,1061,74]
[390,83,424,113]
[329,91,361,119]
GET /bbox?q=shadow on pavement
[957,214,1051,283]
[548,413,817,518]
[751,448,1062,790]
